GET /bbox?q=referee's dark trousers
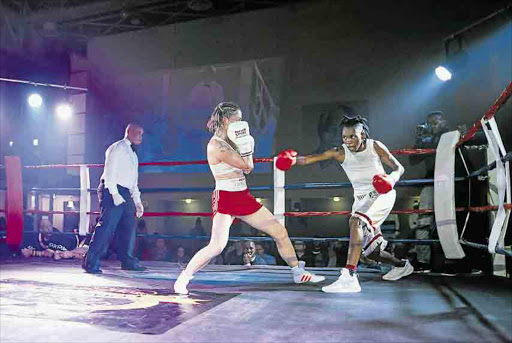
[83,181,139,272]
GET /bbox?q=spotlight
[435,66,452,82]
[256,198,262,203]
[28,93,43,108]
[184,198,192,204]
[67,200,74,208]
[33,138,39,146]
[56,103,73,120]
[9,141,14,147]
[332,197,341,202]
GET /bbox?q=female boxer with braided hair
[277,115,413,292]
[174,102,324,294]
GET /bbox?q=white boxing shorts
[351,189,396,256]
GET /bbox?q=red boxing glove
[372,174,394,194]
[276,149,298,171]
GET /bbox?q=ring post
[273,157,285,226]
[5,156,23,246]
[79,165,91,236]
[481,118,511,255]
[434,131,465,259]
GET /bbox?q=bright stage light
[33,138,39,146]
[184,198,192,204]
[435,66,452,81]
[332,197,341,202]
[56,103,73,120]
[256,198,262,203]
[9,141,14,147]
[28,93,43,108]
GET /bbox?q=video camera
[415,123,433,137]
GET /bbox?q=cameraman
[411,111,449,176]
[409,111,449,273]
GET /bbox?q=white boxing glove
[112,193,126,206]
[227,121,254,157]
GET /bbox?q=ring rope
[456,81,512,147]
[467,152,512,179]
[1,81,510,172]
[458,147,473,239]
[16,203,511,217]
[0,230,440,245]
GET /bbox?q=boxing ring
[0,83,511,342]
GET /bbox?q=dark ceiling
[0,0,510,57]
[0,0,303,50]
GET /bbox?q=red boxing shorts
[212,188,263,218]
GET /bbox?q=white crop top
[209,137,243,176]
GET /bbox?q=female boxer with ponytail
[173,102,324,294]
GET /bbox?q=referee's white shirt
[100,138,141,203]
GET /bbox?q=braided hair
[206,102,241,133]
[339,115,370,140]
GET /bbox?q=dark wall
[85,0,512,236]
[87,0,511,175]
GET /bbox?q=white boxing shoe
[382,260,414,281]
[174,271,194,295]
[293,261,326,284]
[322,268,361,293]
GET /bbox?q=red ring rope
[0,82,508,171]
[19,203,510,218]
[457,81,512,147]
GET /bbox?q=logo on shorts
[369,190,379,199]
[356,190,379,201]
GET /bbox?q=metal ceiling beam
[23,0,164,25]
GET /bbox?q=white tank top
[340,139,385,195]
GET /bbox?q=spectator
[241,241,267,266]
[210,254,224,265]
[224,240,244,265]
[327,241,347,267]
[292,240,328,267]
[255,243,276,265]
[190,217,206,237]
[293,240,309,264]
[190,217,207,254]
[409,111,449,272]
[150,238,171,261]
[20,218,81,259]
[134,220,151,260]
[307,240,329,267]
[171,245,191,265]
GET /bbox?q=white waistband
[215,177,247,191]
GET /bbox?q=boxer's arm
[211,139,253,173]
[374,141,404,182]
[297,148,344,165]
[241,154,254,174]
